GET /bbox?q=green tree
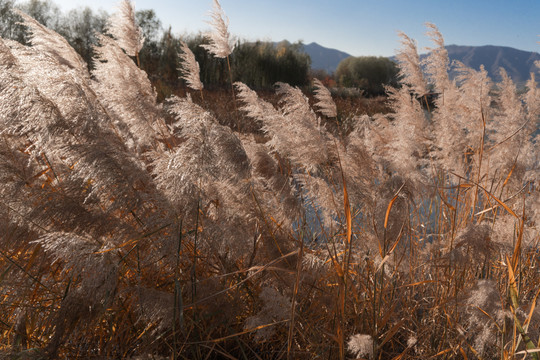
[229,40,311,88]
[0,0,106,68]
[154,27,183,99]
[137,10,163,78]
[57,7,108,67]
[0,0,18,39]
[336,56,398,96]
[136,9,161,43]
[18,0,61,30]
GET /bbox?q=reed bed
[0,1,538,359]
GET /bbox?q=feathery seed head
[178,41,203,91]
[107,0,144,57]
[396,31,428,96]
[313,78,337,118]
[424,22,450,92]
[201,0,235,58]
[347,334,374,359]
[14,10,88,73]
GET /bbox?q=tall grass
[0,2,538,359]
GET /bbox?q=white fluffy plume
[347,334,374,359]
[423,22,450,93]
[14,10,88,74]
[178,41,203,91]
[313,78,337,118]
[201,0,235,58]
[106,0,144,57]
[396,31,427,96]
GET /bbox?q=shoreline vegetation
[0,1,539,359]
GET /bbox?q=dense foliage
[336,56,399,96]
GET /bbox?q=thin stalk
[472,108,486,221]
[192,198,200,303]
[333,139,353,360]
[287,233,303,359]
[199,88,205,102]
[450,177,461,318]
[192,144,205,303]
[226,55,240,130]
[173,220,183,360]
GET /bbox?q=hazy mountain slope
[301,42,351,73]
[422,45,539,85]
[292,41,539,85]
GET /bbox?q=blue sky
[52,0,539,57]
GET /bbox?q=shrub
[336,55,399,96]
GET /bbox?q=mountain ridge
[300,42,539,85]
[417,44,540,85]
[300,42,351,74]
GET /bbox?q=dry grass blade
[333,140,353,360]
[510,206,526,272]
[506,255,519,308]
[379,320,405,346]
[377,222,405,272]
[0,249,53,294]
[502,161,517,189]
[329,252,345,278]
[523,287,540,329]
[428,348,453,358]
[450,172,519,218]
[184,249,300,308]
[486,119,531,151]
[184,319,290,345]
[344,179,352,247]
[506,255,539,360]
[474,182,529,216]
[480,188,519,218]
[514,349,540,356]
[459,346,468,360]
[384,183,405,229]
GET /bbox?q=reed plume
[201,0,234,58]
[106,0,144,59]
[178,41,203,92]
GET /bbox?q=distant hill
[300,42,351,74]
[409,45,539,85]
[290,42,539,85]
[445,45,538,84]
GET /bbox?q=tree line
[0,0,312,98]
[0,0,399,97]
